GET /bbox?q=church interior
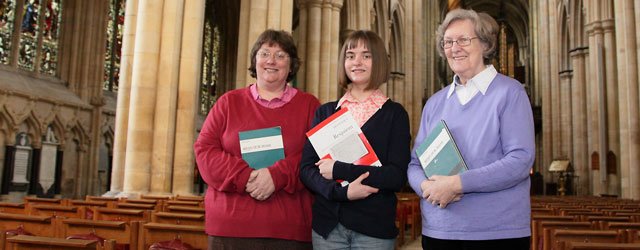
[1,0,640,248]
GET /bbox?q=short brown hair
[436,9,498,65]
[248,29,300,82]
[337,30,390,90]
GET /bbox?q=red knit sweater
[194,86,320,242]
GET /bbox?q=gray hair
[436,9,498,65]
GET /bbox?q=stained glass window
[17,0,41,71]
[0,0,16,65]
[39,0,61,75]
[200,20,219,115]
[104,0,125,92]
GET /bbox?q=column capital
[559,70,573,79]
[585,21,603,35]
[298,0,343,9]
[569,47,589,57]
[600,19,615,32]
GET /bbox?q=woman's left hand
[246,168,275,201]
[316,159,336,180]
[421,175,462,208]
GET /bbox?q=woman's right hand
[347,172,379,200]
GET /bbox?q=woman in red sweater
[194,29,320,250]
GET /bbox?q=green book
[239,126,284,169]
[415,120,467,178]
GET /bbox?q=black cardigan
[299,100,411,239]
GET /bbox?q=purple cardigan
[407,73,535,240]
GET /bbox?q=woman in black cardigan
[300,30,411,250]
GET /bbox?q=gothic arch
[65,119,90,149]
[20,112,43,147]
[390,5,404,73]
[570,0,586,48]
[45,115,67,147]
[559,4,571,71]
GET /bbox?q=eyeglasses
[441,37,478,49]
[257,50,289,61]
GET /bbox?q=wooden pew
[114,203,156,211]
[23,197,63,206]
[548,229,623,250]
[62,218,140,250]
[23,197,63,214]
[599,222,640,231]
[531,215,577,250]
[584,216,632,222]
[152,212,205,226]
[139,195,171,202]
[6,234,115,250]
[174,195,204,202]
[0,213,57,237]
[539,221,593,250]
[164,205,205,214]
[93,208,149,223]
[86,196,119,203]
[563,242,640,250]
[120,199,161,211]
[532,207,556,216]
[0,203,25,215]
[139,223,206,250]
[68,200,110,220]
[29,204,84,219]
[163,200,201,211]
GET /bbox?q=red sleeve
[194,94,252,193]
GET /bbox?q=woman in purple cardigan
[407,9,535,250]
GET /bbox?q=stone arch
[559,4,571,71]
[38,114,66,148]
[18,112,43,148]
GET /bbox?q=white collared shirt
[446,65,498,105]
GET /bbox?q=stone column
[173,0,205,195]
[570,49,588,195]
[405,0,425,136]
[235,0,295,88]
[148,0,184,195]
[297,0,343,103]
[599,19,619,196]
[538,0,552,182]
[121,0,164,197]
[559,71,572,159]
[548,1,561,161]
[343,0,373,30]
[585,15,606,195]
[613,0,639,198]
[109,0,138,196]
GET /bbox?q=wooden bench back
[139,223,206,250]
[62,218,140,250]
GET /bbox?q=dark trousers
[208,235,312,250]
[422,235,530,250]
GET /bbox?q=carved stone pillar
[110,0,138,196]
[559,71,572,159]
[585,17,606,195]
[613,0,639,198]
[235,0,295,88]
[172,0,205,195]
[121,0,165,197]
[570,49,588,195]
[296,0,343,103]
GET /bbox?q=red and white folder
[306,108,381,186]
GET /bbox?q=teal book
[239,126,285,169]
[415,120,467,178]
